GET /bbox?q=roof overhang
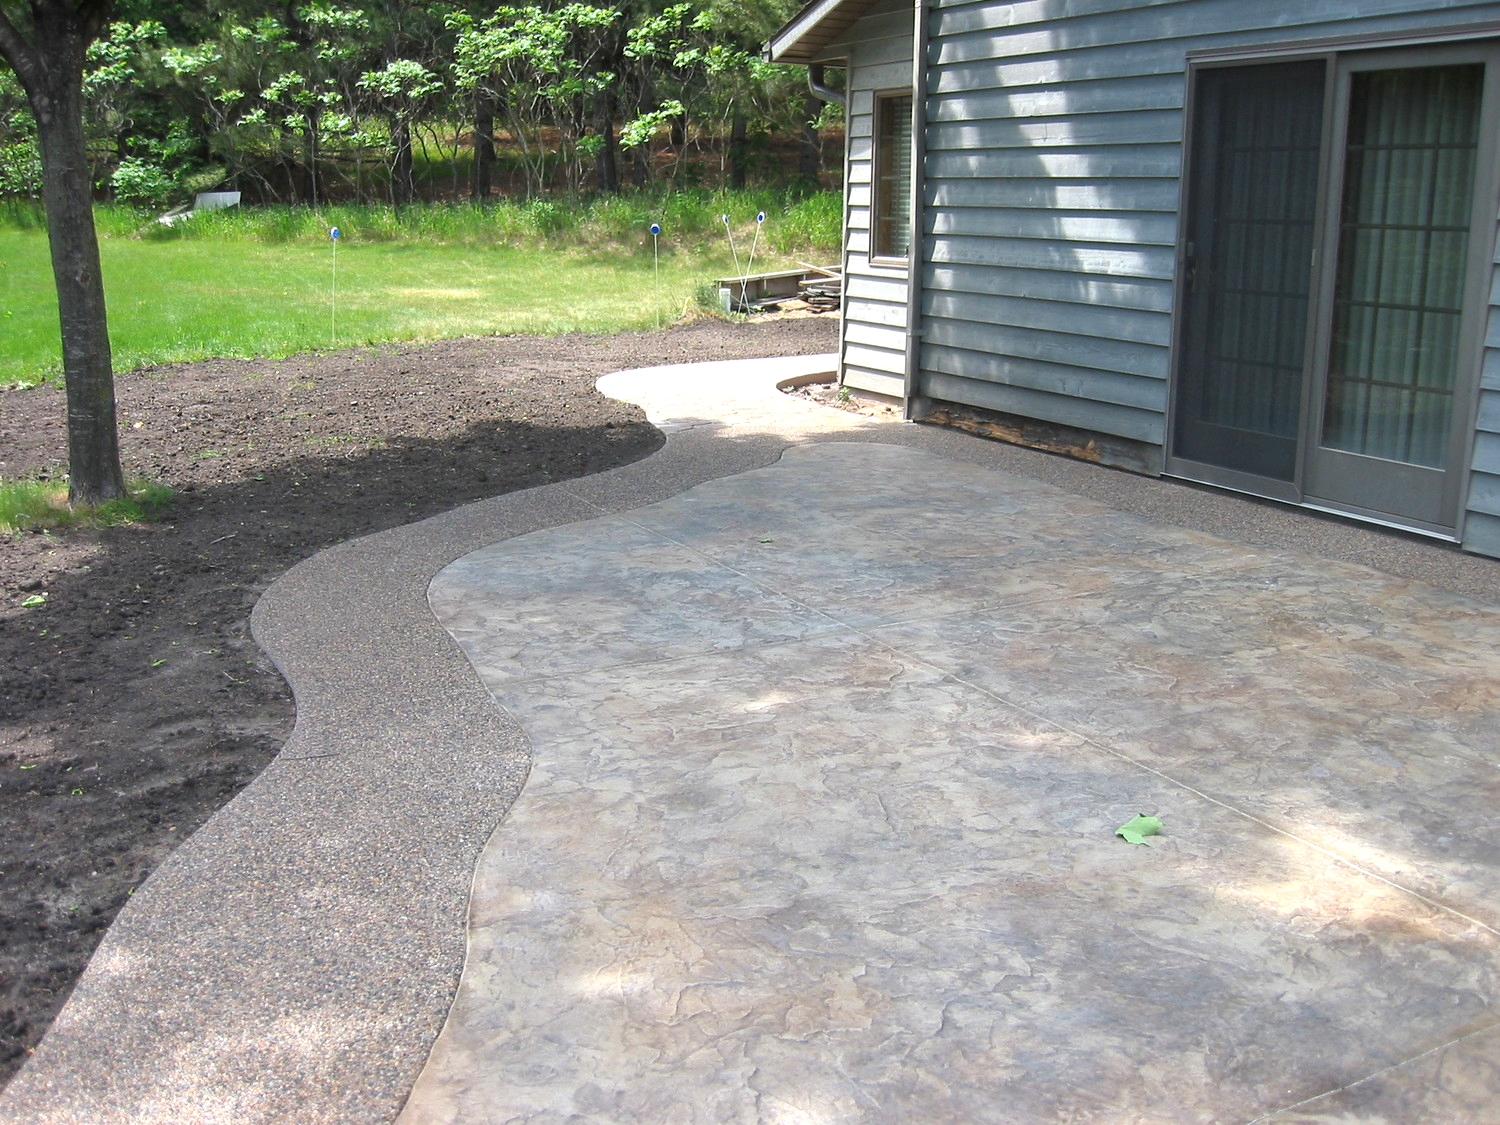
[764,0,880,64]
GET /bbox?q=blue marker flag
[330,227,341,240]
[756,211,766,223]
[650,223,661,236]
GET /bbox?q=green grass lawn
[1,236,744,385]
[0,193,841,386]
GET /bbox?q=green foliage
[520,198,565,235]
[620,0,813,187]
[357,59,442,105]
[0,141,42,198]
[0,70,41,199]
[109,158,177,208]
[180,165,229,196]
[692,279,727,315]
[0,480,56,531]
[452,4,624,195]
[0,0,833,205]
[620,101,685,151]
[0,477,173,534]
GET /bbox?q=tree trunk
[567,98,586,195]
[391,117,414,208]
[471,93,494,203]
[593,91,619,194]
[729,111,748,191]
[0,2,124,504]
[303,116,318,208]
[798,92,823,185]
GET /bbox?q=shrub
[0,141,42,199]
[179,165,228,197]
[109,158,175,208]
[521,197,566,235]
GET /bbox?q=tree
[452,5,619,197]
[0,0,125,504]
[358,57,441,206]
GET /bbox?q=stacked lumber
[714,263,842,314]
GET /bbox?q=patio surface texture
[3,352,1500,1125]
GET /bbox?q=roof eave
[764,0,878,64]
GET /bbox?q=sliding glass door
[1172,43,1497,533]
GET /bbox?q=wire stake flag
[742,210,766,302]
[329,226,341,347]
[651,222,662,329]
[721,213,742,308]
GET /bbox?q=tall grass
[54,187,843,251]
[0,200,45,230]
[0,190,842,387]
[772,191,843,256]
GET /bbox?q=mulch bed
[0,316,837,1085]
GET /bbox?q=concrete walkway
[2,353,1499,1123]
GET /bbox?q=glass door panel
[1304,55,1490,530]
[1172,62,1325,484]
[1321,64,1481,468]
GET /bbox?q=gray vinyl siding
[822,0,914,398]
[916,0,1500,542]
[1467,291,1500,554]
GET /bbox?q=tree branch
[0,6,38,88]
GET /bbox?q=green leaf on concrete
[1116,814,1162,846]
[21,593,46,607]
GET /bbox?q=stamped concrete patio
[2,353,1498,1124]
[404,440,1500,1124]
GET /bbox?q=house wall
[917,0,1500,552]
[1469,298,1500,554]
[823,0,915,398]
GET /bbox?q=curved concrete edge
[0,353,846,1125]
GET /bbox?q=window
[874,93,913,260]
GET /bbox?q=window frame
[871,89,914,265]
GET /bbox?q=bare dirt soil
[785,379,904,419]
[0,316,837,1085]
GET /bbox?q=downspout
[902,0,930,420]
[807,64,846,108]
